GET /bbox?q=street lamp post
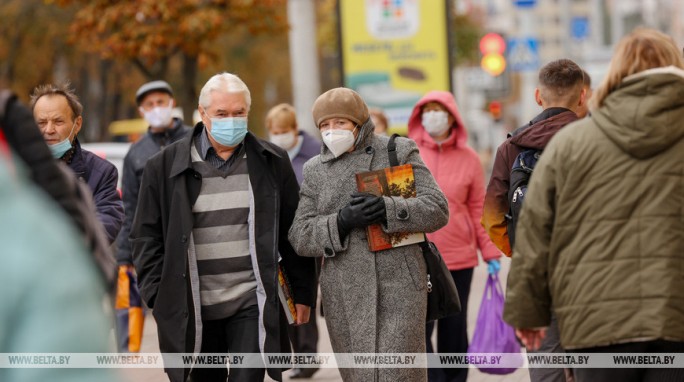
[287,0,322,138]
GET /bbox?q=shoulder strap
[514,148,542,171]
[387,133,400,167]
[387,134,428,245]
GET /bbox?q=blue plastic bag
[468,274,522,374]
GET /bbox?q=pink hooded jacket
[408,91,501,270]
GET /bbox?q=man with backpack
[482,59,586,382]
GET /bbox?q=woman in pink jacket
[408,91,501,382]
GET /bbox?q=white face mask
[422,110,450,138]
[269,131,297,150]
[140,100,174,128]
[322,129,355,158]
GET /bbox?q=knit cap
[312,87,369,128]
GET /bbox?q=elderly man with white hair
[131,72,316,382]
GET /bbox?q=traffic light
[488,101,502,121]
[480,33,506,76]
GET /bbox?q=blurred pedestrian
[0,147,119,382]
[114,80,191,353]
[131,72,316,382]
[30,83,124,243]
[369,107,389,136]
[266,103,321,184]
[289,87,449,382]
[0,88,115,284]
[407,90,501,382]
[266,103,322,379]
[483,59,586,382]
[503,28,684,382]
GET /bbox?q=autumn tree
[451,8,486,67]
[0,0,121,141]
[57,0,290,123]
[315,0,341,90]
[0,0,76,92]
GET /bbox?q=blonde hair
[593,28,684,108]
[369,107,388,130]
[265,103,297,130]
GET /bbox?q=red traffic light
[479,33,506,55]
[489,101,502,120]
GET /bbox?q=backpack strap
[387,133,400,167]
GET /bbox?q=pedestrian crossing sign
[507,38,540,72]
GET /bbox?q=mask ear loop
[66,120,78,144]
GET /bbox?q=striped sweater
[190,143,257,320]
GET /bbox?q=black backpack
[505,148,541,249]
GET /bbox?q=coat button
[181,235,187,243]
[193,172,201,179]
[181,273,186,279]
[365,146,374,155]
[183,311,189,318]
[398,210,408,219]
[324,248,333,256]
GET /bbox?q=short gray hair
[198,72,251,110]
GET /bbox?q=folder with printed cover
[277,264,297,325]
[355,163,424,251]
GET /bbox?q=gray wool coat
[288,121,449,382]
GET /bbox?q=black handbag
[387,134,461,322]
[419,240,461,321]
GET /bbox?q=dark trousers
[528,314,567,382]
[287,309,318,353]
[189,304,265,382]
[287,257,320,355]
[426,268,474,382]
[573,340,684,382]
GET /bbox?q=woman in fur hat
[289,87,449,381]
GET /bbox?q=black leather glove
[337,192,386,241]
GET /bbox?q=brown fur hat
[312,87,370,128]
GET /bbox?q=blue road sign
[513,0,537,8]
[507,38,540,72]
[571,17,589,40]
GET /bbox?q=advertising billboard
[339,0,452,135]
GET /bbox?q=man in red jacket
[482,59,586,382]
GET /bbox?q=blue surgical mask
[208,117,248,147]
[48,122,76,159]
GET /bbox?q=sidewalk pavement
[117,256,530,382]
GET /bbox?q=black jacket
[69,138,124,244]
[116,119,190,264]
[131,124,316,382]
